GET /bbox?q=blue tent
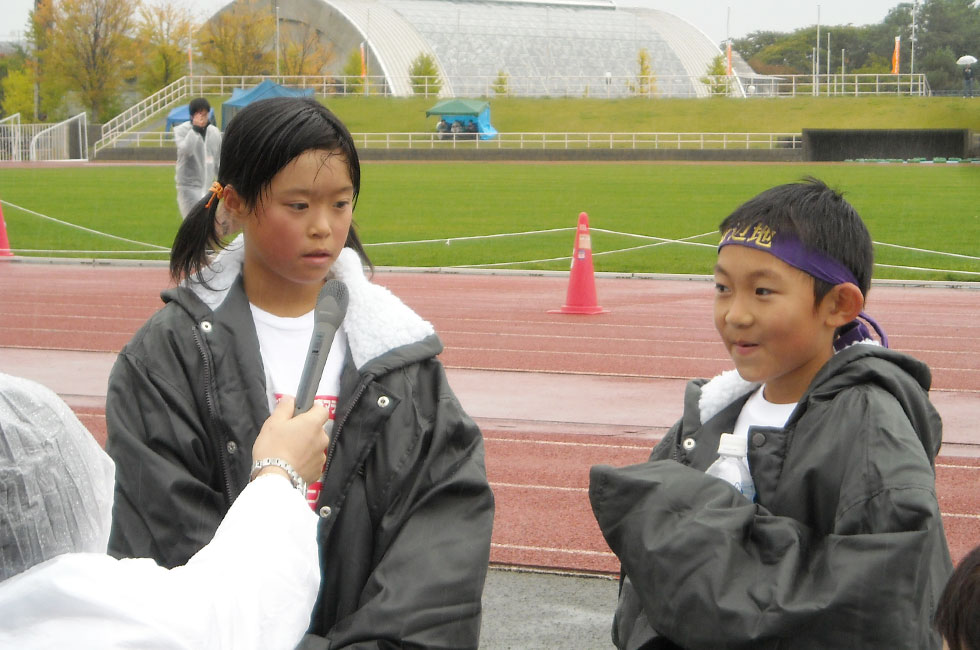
[425,99,497,140]
[165,105,216,132]
[220,80,314,127]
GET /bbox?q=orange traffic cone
[0,200,12,257]
[549,212,608,315]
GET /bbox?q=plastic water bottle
[705,433,756,502]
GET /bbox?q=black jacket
[590,343,952,649]
[106,246,494,648]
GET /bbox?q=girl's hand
[252,397,330,484]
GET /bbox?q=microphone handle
[293,323,338,415]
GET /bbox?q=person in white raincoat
[174,97,222,219]
[0,372,328,650]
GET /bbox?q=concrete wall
[802,129,971,161]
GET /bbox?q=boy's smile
[714,245,839,404]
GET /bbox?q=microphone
[293,279,349,416]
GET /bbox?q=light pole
[275,4,281,78]
[815,5,821,96]
[910,0,919,76]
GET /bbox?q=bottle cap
[716,433,748,457]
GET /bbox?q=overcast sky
[4,0,902,47]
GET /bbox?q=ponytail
[170,189,224,285]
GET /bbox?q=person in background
[174,97,221,219]
[590,178,952,649]
[106,96,494,649]
[964,65,974,98]
[0,372,329,649]
[935,544,980,650]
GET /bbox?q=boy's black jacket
[591,343,951,649]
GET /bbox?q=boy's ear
[824,283,864,327]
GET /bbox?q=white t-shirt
[733,386,797,439]
[250,303,346,508]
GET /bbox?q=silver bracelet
[250,458,306,493]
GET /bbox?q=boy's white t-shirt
[250,303,346,508]
[733,386,797,440]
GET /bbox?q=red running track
[0,261,977,569]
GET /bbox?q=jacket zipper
[321,377,372,480]
[192,326,234,506]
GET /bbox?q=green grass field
[167,96,980,134]
[1,162,977,281]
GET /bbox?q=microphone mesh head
[319,279,349,315]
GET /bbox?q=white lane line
[491,543,616,558]
[484,437,652,451]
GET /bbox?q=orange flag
[891,36,900,74]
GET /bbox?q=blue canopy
[220,80,314,128]
[165,105,216,132]
[426,99,497,140]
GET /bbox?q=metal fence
[0,113,89,162]
[99,131,802,151]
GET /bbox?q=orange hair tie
[205,181,224,209]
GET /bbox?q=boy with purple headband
[590,178,952,648]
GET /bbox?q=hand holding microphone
[251,280,349,493]
[252,397,330,485]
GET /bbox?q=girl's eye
[334,200,351,209]
[714,283,729,294]
[755,287,773,296]
[289,202,308,210]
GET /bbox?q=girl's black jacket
[106,245,494,649]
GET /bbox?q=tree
[135,1,196,95]
[1,69,36,118]
[491,69,509,96]
[628,48,656,96]
[729,0,980,91]
[700,55,729,96]
[409,52,441,96]
[199,0,274,76]
[341,48,363,94]
[44,0,138,121]
[279,21,335,76]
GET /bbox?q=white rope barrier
[1,204,976,277]
[1,200,168,251]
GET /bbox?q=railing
[91,71,930,154]
[100,131,803,151]
[744,73,931,97]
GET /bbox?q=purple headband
[719,224,888,350]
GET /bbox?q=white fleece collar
[185,235,435,369]
[697,340,881,424]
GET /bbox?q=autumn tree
[135,1,197,94]
[628,48,656,96]
[43,0,138,121]
[21,0,70,121]
[279,20,335,76]
[199,0,274,76]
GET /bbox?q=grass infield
[0,162,977,281]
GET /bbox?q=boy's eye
[334,200,351,209]
[755,287,773,296]
[289,202,308,210]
